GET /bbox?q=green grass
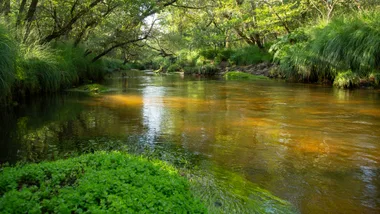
[0,152,206,213]
[0,30,108,101]
[224,72,269,80]
[271,11,380,87]
[0,24,16,100]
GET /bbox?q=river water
[1,71,380,213]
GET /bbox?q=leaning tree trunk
[16,0,28,27]
[24,0,39,43]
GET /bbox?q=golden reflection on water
[87,79,380,213]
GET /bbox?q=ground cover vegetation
[0,151,206,213]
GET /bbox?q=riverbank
[0,24,134,106]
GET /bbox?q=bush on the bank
[199,49,219,60]
[333,71,360,88]
[271,11,380,87]
[183,65,218,76]
[183,66,201,75]
[0,25,108,100]
[167,63,182,72]
[230,46,272,66]
[14,42,106,96]
[0,152,206,213]
[224,72,269,80]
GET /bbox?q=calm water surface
[1,71,380,213]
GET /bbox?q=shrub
[333,70,360,88]
[199,49,219,60]
[215,49,234,65]
[202,64,218,76]
[271,11,380,86]
[224,72,269,80]
[369,72,380,85]
[312,11,380,74]
[167,63,182,73]
[183,66,201,75]
[16,43,64,94]
[230,46,272,66]
[0,152,206,213]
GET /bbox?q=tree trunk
[24,0,39,43]
[42,0,102,44]
[25,0,38,23]
[16,0,28,27]
[253,33,264,50]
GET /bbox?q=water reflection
[0,74,380,213]
[142,86,165,144]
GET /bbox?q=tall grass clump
[16,43,64,94]
[271,11,380,87]
[270,29,332,82]
[54,43,106,83]
[13,41,107,96]
[312,11,380,74]
[0,24,16,100]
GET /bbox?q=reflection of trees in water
[0,93,147,163]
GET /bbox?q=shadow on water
[1,71,380,213]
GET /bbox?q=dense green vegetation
[0,1,379,104]
[270,11,380,88]
[0,152,206,213]
[140,0,380,88]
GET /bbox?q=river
[1,71,379,213]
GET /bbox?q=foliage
[271,11,380,87]
[70,84,110,94]
[13,42,106,96]
[230,46,272,66]
[199,49,220,60]
[311,11,380,74]
[167,63,182,73]
[224,72,269,80]
[333,71,360,88]
[0,152,206,213]
[0,23,16,100]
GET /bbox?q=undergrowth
[270,11,380,88]
[0,23,111,103]
[0,152,206,213]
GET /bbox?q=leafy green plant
[167,63,182,73]
[230,46,272,66]
[333,70,360,88]
[199,49,219,60]
[0,152,206,213]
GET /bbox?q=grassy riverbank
[270,11,380,88]
[0,24,131,104]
